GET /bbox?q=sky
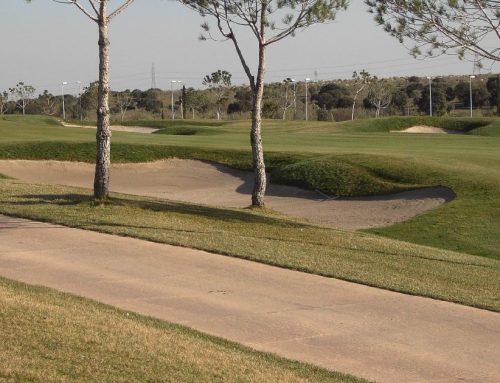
[0,0,497,96]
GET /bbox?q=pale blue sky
[1,0,495,95]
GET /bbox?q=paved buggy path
[0,215,499,383]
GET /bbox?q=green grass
[0,115,499,257]
[1,180,499,312]
[0,277,366,383]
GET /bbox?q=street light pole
[426,76,432,117]
[469,75,476,118]
[171,80,182,120]
[61,81,68,120]
[305,78,310,121]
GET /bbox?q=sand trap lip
[0,159,455,230]
[62,122,159,134]
[391,125,463,134]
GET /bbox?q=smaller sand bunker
[0,160,455,230]
[392,125,463,134]
[62,123,159,134]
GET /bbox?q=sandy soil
[392,125,462,134]
[0,159,455,229]
[62,123,159,134]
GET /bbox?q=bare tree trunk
[94,2,111,200]
[250,41,267,207]
[351,97,356,120]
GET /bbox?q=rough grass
[0,277,366,383]
[1,180,499,312]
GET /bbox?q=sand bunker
[62,123,159,134]
[392,125,462,134]
[0,159,455,230]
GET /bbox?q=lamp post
[305,78,310,121]
[469,75,476,117]
[76,81,82,121]
[426,76,432,117]
[171,80,182,120]
[61,81,68,120]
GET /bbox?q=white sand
[0,159,455,229]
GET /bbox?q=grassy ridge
[1,180,499,312]
[335,116,496,134]
[0,277,365,383]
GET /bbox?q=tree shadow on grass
[12,193,308,228]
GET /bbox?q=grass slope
[1,180,499,312]
[0,277,365,383]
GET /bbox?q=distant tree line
[2,73,499,121]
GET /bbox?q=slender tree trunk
[351,97,356,120]
[94,3,111,200]
[250,41,267,207]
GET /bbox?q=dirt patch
[392,125,463,134]
[62,122,158,134]
[0,159,455,230]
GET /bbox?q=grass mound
[0,277,364,383]
[1,115,62,127]
[153,125,222,136]
[336,116,494,134]
[272,157,419,196]
[121,119,228,128]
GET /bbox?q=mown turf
[0,277,366,383]
[0,115,499,259]
[1,180,499,312]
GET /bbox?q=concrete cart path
[1,215,499,383]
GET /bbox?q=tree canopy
[366,0,500,63]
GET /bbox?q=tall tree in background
[27,0,135,200]
[281,78,296,120]
[203,70,232,120]
[351,70,371,120]
[367,79,392,118]
[9,82,35,115]
[182,0,348,206]
[0,91,9,115]
[366,1,500,114]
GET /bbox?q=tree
[486,75,500,114]
[27,0,135,200]
[367,79,392,118]
[454,80,490,108]
[184,88,209,119]
[419,81,448,116]
[281,78,296,120]
[314,83,353,110]
[203,70,232,120]
[38,90,58,116]
[114,90,134,121]
[182,0,348,206]
[0,91,9,115]
[366,1,500,63]
[228,88,253,115]
[9,82,35,115]
[351,70,371,120]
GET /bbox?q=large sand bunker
[0,159,455,229]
